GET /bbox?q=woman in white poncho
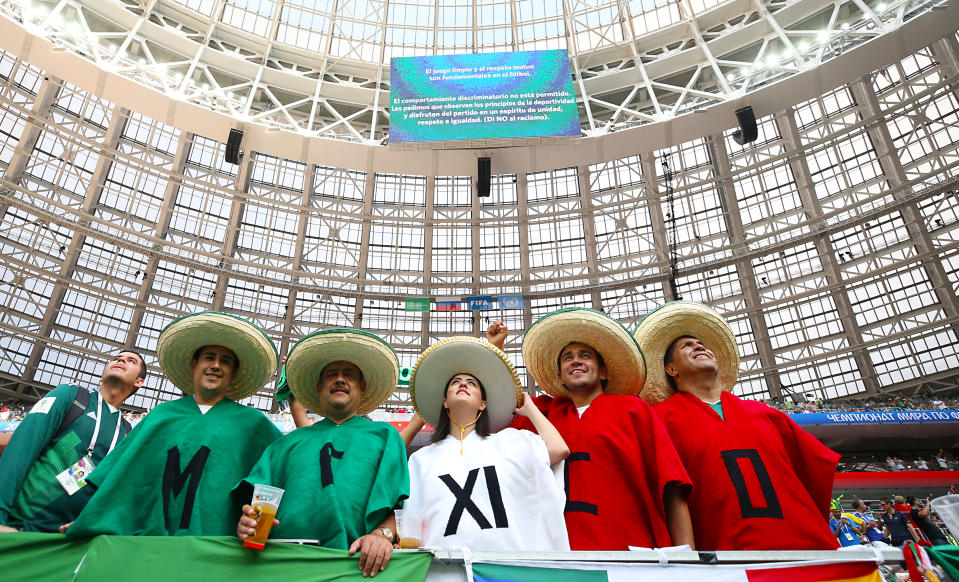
[402,336,570,551]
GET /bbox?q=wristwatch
[375,526,395,543]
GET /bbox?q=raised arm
[515,393,568,464]
[398,412,426,448]
[486,320,508,350]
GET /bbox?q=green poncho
[67,396,281,537]
[237,415,409,548]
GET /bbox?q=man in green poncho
[236,329,409,577]
[66,312,282,536]
[0,351,145,532]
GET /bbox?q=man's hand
[486,320,508,350]
[236,504,279,541]
[57,522,72,533]
[0,524,19,533]
[349,532,394,577]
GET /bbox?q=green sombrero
[522,307,646,398]
[157,311,278,401]
[411,336,522,433]
[285,328,398,415]
[632,300,739,403]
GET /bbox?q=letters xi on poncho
[67,396,282,537]
[237,415,409,548]
[654,391,840,551]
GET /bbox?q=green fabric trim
[708,401,724,420]
[473,562,608,582]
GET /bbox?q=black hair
[430,373,491,443]
[906,495,917,505]
[191,346,239,372]
[116,349,148,393]
[663,335,696,393]
[556,343,609,390]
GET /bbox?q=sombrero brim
[286,329,398,415]
[411,337,522,433]
[522,308,646,398]
[632,301,739,403]
[157,312,278,401]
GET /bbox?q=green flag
[0,533,432,582]
[405,297,430,311]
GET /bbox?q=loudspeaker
[225,128,244,164]
[477,157,491,198]
[732,106,758,145]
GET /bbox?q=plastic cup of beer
[394,508,422,549]
[243,484,284,550]
[930,495,959,538]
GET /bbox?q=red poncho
[512,393,691,550]
[654,391,840,551]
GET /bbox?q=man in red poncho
[488,308,693,551]
[634,301,840,551]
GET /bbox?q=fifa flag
[498,294,525,309]
[405,297,430,312]
[472,560,882,582]
[466,295,494,310]
[436,296,462,311]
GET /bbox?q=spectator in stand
[0,352,145,533]
[852,499,889,544]
[906,496,949,546]
[916,458,930,471]
[0,405,9,422]
[830,503,862,547]
[879,497,919,547]
[634,301,840,551]
[937,450,951,470]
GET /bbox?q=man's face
[880,500,891,512]
[190,346,237,395]
[831,509,842,519]
[558,343,607,393]
[665,336,718,386]
[443,373,487,412]
[102,351,144,389]
[316,361,366,417]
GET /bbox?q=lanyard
[87,391,122,458]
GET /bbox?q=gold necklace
[448,410,482,455]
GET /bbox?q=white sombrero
[157,311,278,401]
[522,308,646,398]
[285,329,399,415]
[632,301,739,404]
[411,336,522,433]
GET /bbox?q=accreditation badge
[55,456,96,496]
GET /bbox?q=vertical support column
[421,167,436,348]
[352,153,376,328]
[576,164,604,310]
[640,153,674,301]
[211,150,253,311]
[776,107,880,395]
[18,101,129,388]
[470,166,482,336]
[849,76,959,335]
[516,170,535,392]
[706,134,781,398]
[124,132,194,350]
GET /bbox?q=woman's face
[443,373,487,412]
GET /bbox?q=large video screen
[389,50,579,143]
